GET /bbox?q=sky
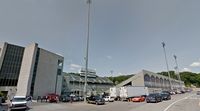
[0,0,200,76]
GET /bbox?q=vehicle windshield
[148,94,157,97]
[95,96,101,100]
[12,98,26,102]
[161,93,168,95]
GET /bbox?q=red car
[47,93,59,103]
[131,96,145,102]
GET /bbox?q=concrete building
[62,70,113,96]
[117,70,184,93]
[0,42,64,99]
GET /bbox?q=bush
[0,91,3,97]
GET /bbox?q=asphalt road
[27,92,199,111]
[167,94,200,111]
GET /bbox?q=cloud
[182,68,191,72]
[190,62,200,67]
[69,64,82,71]
[106,55,112,59]
[70,64,82,68]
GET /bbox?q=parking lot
[1,92,199,111]
[26,92,199,111]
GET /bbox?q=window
[58,60,63,67]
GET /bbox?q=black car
[60,95,71,102]
[161,91,171,95]
[160,93,171,100]
[87,96,105,105]
[146,93,162,103]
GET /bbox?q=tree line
[157,71,200,87]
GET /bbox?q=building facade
[0,42,64,99]
[62,71,113,96]
[117,70,185,93]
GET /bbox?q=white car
[104,96,114,102]
[9,96,31,111]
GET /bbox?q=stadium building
[62,69,114,96]
[117,70,184,93]
[0,42,64,99]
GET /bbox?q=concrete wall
[16,43,38,96]
[131,71,145,86]
[0,42,7,71]
[33,48,64,98]
[116,71,145,87]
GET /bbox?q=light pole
[173,55,182,90]
[161,42,172,90]
[84,0,91,103]
[110,70,113,83]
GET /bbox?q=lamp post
[84,0,91,103]
[110,70,113,83]
[161,42,172,90]
[173,55,182,90]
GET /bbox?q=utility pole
[110,70,113,75]
[173,55,182,90]
[162,42,173,90]
[84,0,91,103]
[110,70,113,82]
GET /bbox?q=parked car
[160,93,171,100]
[197,91,200,95]
[131,96,145,102]
[73,96,80,102]
[104,96,114,102]
[9,96,31,111]
[176,90,182,94]
[161,91,170,95]
[170,91,176,95]
[0,97,2,105]
[47,93,59,103]
[146,93,162,103]
[60,95,71,102]
[87,96,105,105]
[180,90,185,94]
[78,96,84,101]
[0,97,5,103]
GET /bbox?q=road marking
[163,94,194,111]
